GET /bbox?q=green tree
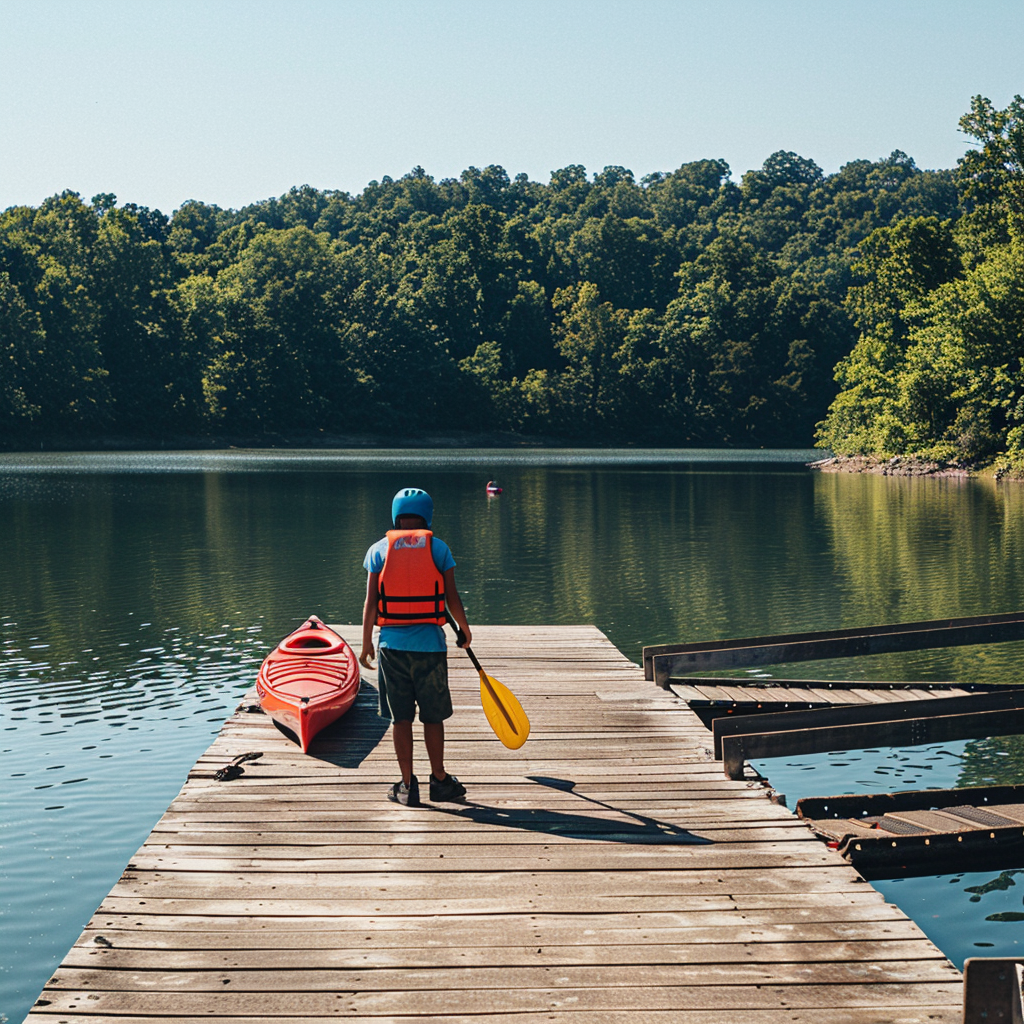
[166,273,226,425]
[958,95,1024,223]
[416,204,522,362]
[660,232,825,445]
[0,272,43,427]
[816,217,960,455]
[210,226,362,431]
[898,240,1024,464]
[550,281,629,433]
[21,192,111,428]
[499,280,556,376]
[91,205,183,431]
[567,213,672,311]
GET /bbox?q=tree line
[0,119,984,448]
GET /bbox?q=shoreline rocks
[809,454,974,478]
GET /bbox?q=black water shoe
[388,775,420,806]
[429,772,467,801]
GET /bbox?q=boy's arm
[360,571,379,668]
[444,567,472,648]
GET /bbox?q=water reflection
[814,473,1024,684]
[9,456,1024,679]
[754,743,968,799]
[5,452,1024,1018]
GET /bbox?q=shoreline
[808,454,1005,479]
[16,436,1014,481]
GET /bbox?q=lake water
[4,449,1024,1021]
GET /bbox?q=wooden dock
[29,625,963,1022]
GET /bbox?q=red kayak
[256,616,360,752]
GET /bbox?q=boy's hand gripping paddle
[446,612,530,749]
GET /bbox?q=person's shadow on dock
[429,775,711,845]
[293,689,709,845]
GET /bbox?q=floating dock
[666,678,1006,727]
[29,625,962,1022]
[798,784,1024,873]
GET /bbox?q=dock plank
[27,624,962,1021]
[20,1013,963,1024]
[29,982,963,1014]
[50,960,960,990]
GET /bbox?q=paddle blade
[479,671,530,749]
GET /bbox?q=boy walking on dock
[360,487,471,806]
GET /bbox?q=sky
[2,0,1023,215]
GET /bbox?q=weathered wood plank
[22,1010,964,1024]
[75,903,916,937]
[23,1010,964,1024]
[796,784,1024,820]
[67,917,932,952]
[27,981,964,1014]
[64,938,945,968]
[94,888,893,917]
[49,959,960,990]
[142,828,812,847]
[109,865,868,900]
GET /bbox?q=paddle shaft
[445,610,484,673]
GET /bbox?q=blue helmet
[392,487,433,527]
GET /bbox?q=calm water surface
[4,449,1024,1021]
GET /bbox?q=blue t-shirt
[364,535,456,652]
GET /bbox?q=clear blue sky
[2,0,1022,215]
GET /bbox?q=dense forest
[2,96,1019,452]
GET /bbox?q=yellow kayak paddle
[447,612,530,749]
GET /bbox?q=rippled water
[4,450,1024,1021]
[2,618,268,1023]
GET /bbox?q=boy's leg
[425,719,466,800]
[392,721,415,785]
[378,649,419,797]
[413,652,464,798]
[423,721,446,781]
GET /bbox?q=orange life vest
[376,529,446,626]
